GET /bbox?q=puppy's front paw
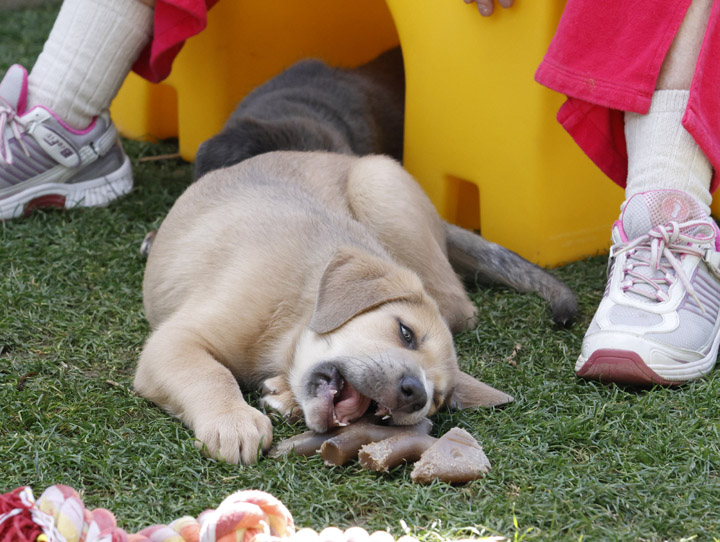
[194,405,273,464]
[261,376,302,421]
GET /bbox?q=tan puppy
[136,151,513,464]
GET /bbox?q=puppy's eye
[398,322,416,348]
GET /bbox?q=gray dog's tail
[444,222,578,326]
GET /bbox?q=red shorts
[535,0,720,192]
[132,0,219,84]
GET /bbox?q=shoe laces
[612,219,716,312]
[0,97,30,166]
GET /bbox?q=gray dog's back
[194,48,404,179]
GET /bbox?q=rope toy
[0,485,418,542]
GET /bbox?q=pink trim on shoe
[577,349,682,386]
[712,221,720,252]
[612,219,627,242]
[25,105,98,134]
[12,64,28,114]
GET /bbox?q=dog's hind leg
[134,318,273,464]
[345,155,477,333]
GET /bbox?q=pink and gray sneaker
[576,189,720,385]
[0,65,132,220]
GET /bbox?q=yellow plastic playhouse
[111,0,654,267]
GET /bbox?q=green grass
[2,4,720,541]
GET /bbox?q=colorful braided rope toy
[0,485,418,542]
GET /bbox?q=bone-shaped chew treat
[357,433,437,471]
[358,427,491,484]
[409,427,491,484]
[271,420,490,484]
[320,418,433,466]
[269,427,342,458]
[269,418,432,461]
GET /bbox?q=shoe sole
[576,349,683,386]
[0,154,133,220]
[576,340,720,386]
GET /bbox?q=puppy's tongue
[334,381,371,425]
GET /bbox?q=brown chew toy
[357,433,436,471]
[320,418,433,466]
[408,427,491,484]
[269,418,433,464]
[271,421,490,484]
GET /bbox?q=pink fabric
[535,0,720,192]
[133,0,220,83]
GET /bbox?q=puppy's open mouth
[312,365,391,428]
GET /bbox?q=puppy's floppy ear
[448,370,514,409]
[310,246,425,334]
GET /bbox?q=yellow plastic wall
[115,1,710,267]
[384,0,626,266]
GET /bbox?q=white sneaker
[576,189,720,385]
[0,64,132,220]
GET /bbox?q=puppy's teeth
[382,415,390,420]
[337,421,348,427]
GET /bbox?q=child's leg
[624,0,713,214]
[27,0,155,130]
[577,0,720,385]
[0,0,154,219]
[656,0,712,90]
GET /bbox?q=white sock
[624,89,713,215]
[27,0,154,130]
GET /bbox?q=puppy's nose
[398,375,427,412]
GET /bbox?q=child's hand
[464,0,514,17]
